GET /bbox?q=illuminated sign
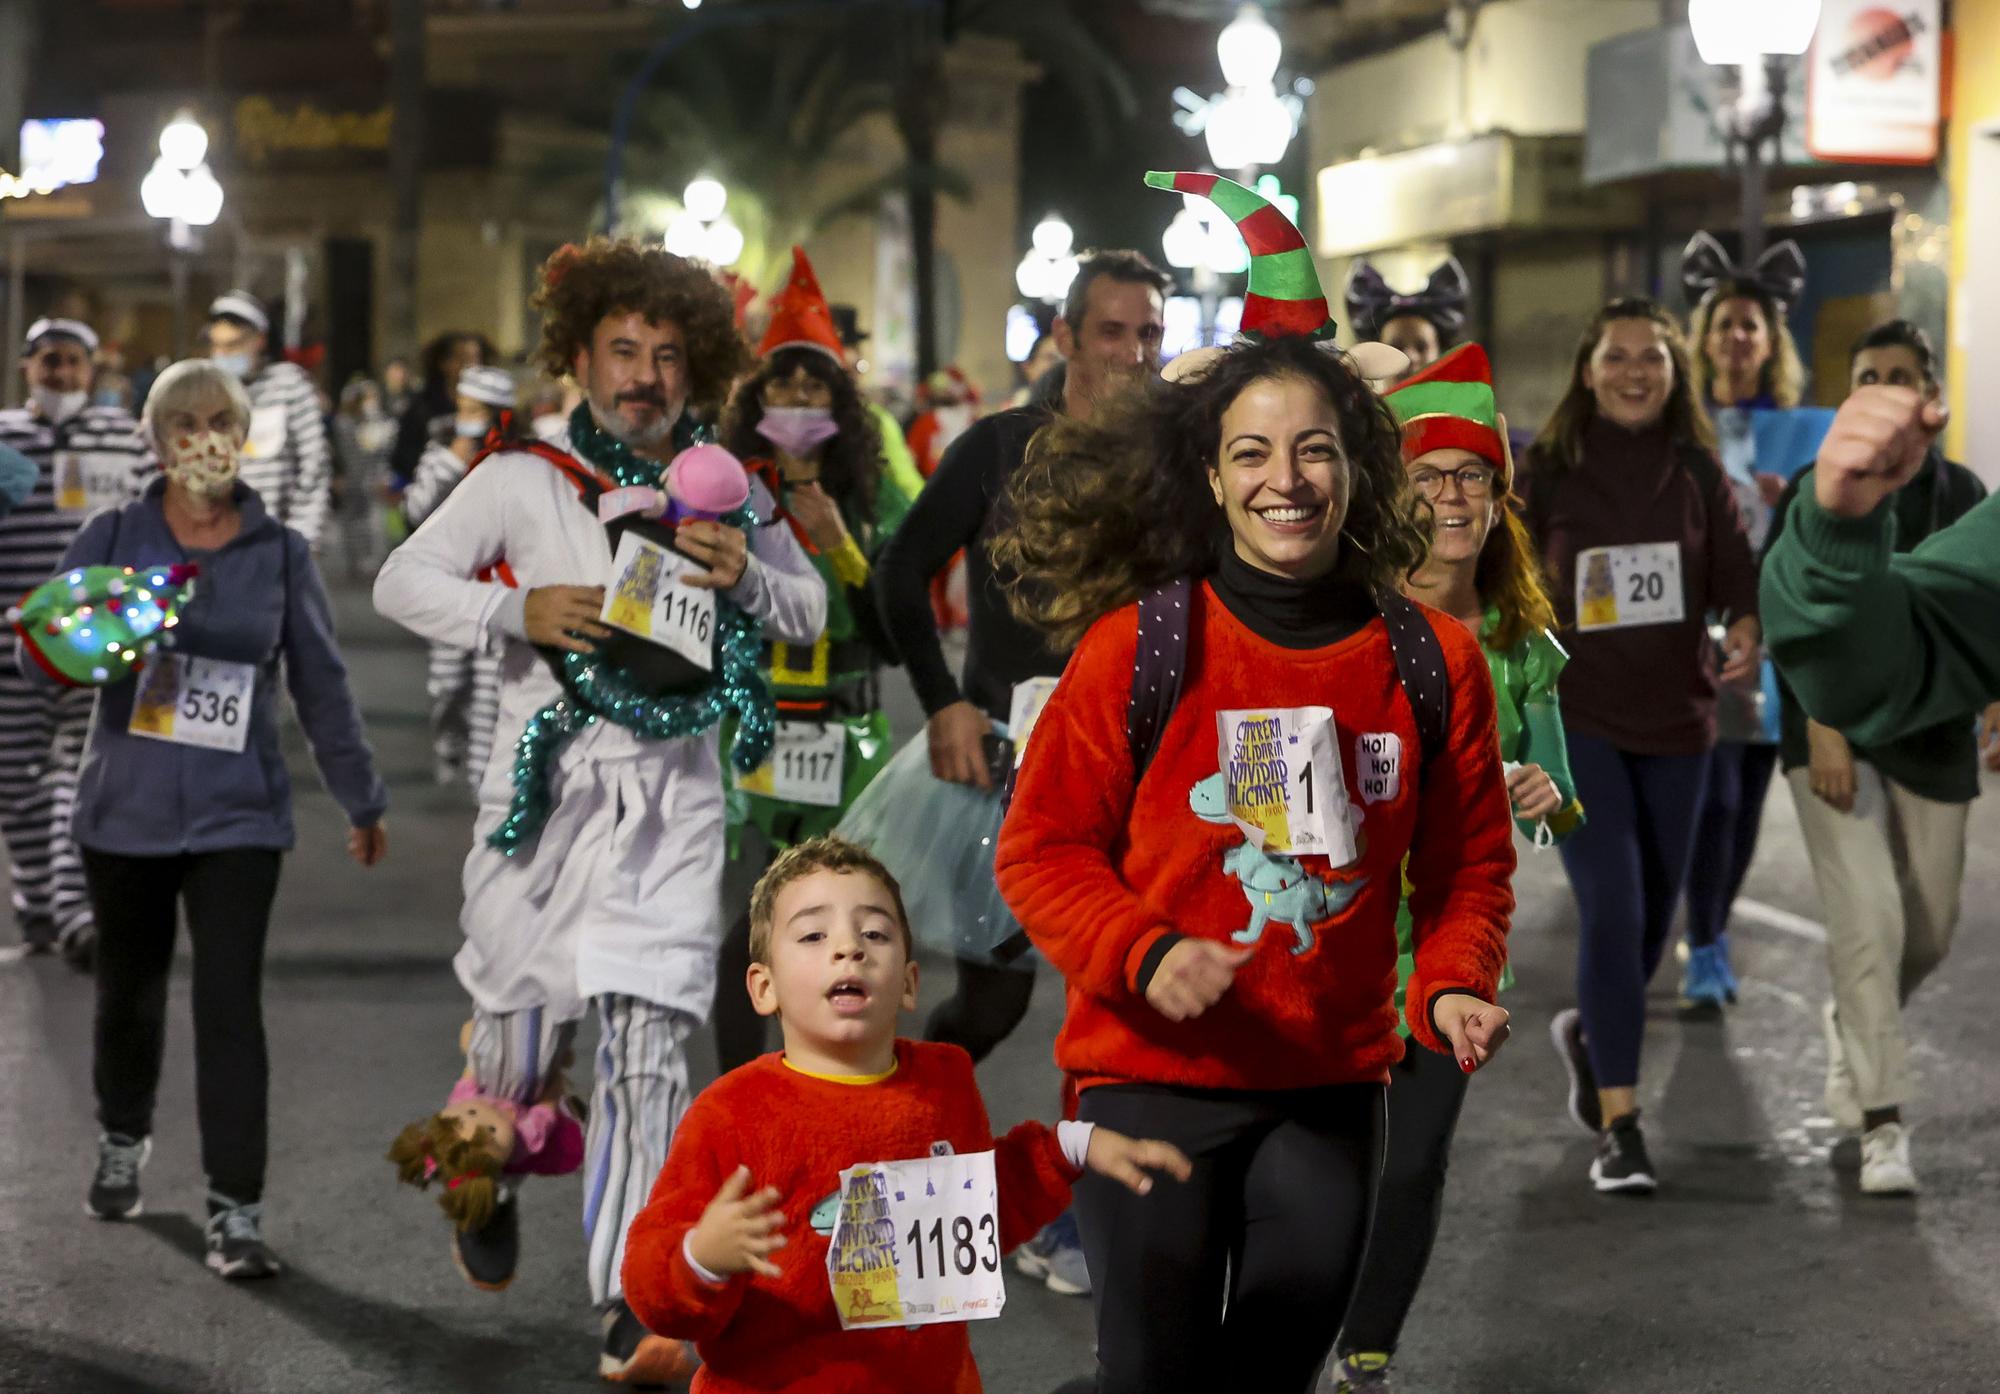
[2,119,105,199]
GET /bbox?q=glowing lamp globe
[1689,0,1822,64]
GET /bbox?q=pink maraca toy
[664,443,751,523]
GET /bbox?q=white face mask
[454,415,490,439]
[31,386,87,424]
[212,352,255,381]
[164,428,243,499]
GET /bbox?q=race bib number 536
[129,654,255,753]
[826,1150,1004,1331]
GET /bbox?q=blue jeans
[1558,731,1711,1090]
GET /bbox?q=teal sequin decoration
[485,405,775,855]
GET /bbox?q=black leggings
[923,957,1034,1064]
[1685,741,1780,948]
[85,847,284,1205]
[1075,1082,1384,1394]
[1338,1043,1470,1356]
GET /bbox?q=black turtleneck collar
[1209,545,1376,650]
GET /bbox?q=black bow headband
[1343,257,1469,341]
[1681,232,1807,312]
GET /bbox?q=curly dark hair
[531,237,751,417]
[993,336,1431,650]
[719,347,884,520]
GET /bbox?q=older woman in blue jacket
[31,357,389,1280]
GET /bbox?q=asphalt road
[3,580,1998,1393]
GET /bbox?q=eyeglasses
[1408,463,1498,498]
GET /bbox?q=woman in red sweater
[992,171,1516,1394]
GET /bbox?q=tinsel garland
[485,405,776,855]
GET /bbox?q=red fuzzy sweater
[621,1041,1076,1394]
[996,582,1515,1091]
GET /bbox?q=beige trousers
[1787,766,1969,1111]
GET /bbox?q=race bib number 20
[1574,543,1684,632]
[826,1150,1004,1331]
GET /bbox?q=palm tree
[600,0,1139,379]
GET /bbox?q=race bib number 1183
[826,1150,1004,1331]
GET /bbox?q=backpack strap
[1376,589,1450,784]
[1128,575,1195,778]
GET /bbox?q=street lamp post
[1172,4,1302,179]
[1162,194,1252,348]
[140,112,224,351]
[1689,0,1823,260]
[663,177,744,267]
[1015,213,1079,306]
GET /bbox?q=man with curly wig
[374,237,825,1384]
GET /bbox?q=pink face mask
[166,428,242,499]
[754,406,840,457]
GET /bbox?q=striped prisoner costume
[0,404,154,944]
[404,441,500,790]
[237,359,332,549]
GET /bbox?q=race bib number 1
[1574,543,1684,632]
[128,654,255,753]
[737,721,846,807]
[600,531,716,673]
[1216,706,1356,862]
[826,1150,1005,1331]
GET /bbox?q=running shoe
[1860,1122,1917,1196]
[1013,1211,1090,1297]
[1331,1350,1395,1391]
[599,1299,698,1386]
[452,1188,519,1292]
[1714,931,1740,1002]
[1590,1112,1657,1195]
[1549,1008,1600,1134]
[1821,1000,1862,1131]
[1678,944,1731,1015]
[84,1132,151,1220]
[205,1199,283,1279]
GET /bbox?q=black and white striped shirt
[0,404,156,607]
[239,359,331,547]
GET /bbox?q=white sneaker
[1860,1122,1917,1196]
[1822,1001,1862,1131]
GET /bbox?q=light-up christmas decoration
[8,563,199,686]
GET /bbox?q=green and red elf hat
[1144,169,1408,383]
[1384,342,1506,482]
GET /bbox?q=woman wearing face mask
[710,248,909,1072]
[994,173,1514,1394]
[1676,233,1827,1012]
[1326,343,1582,1394]
[403,365,519,792]
[1521,298,1760,1194]
[328,376,395,582]
[28,358,387,1279]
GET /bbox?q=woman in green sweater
[1763,322,1996,1197]
[1329,343,1583,1394]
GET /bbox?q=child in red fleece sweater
[619,836,1190,1393]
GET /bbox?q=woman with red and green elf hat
[1327,343,1584,1393]
[994,169,1514,1393]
